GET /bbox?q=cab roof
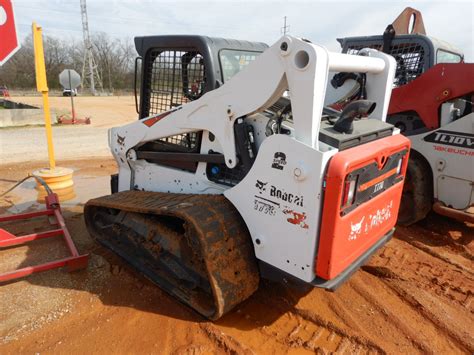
[134,34,268,58]
[337,33,463,57]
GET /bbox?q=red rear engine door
[316,134,410,280]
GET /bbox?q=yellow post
[32,22,55,170]
[31,22,75,202]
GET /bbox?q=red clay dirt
[0,159,473,354]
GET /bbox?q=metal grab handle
[134,56,143,115]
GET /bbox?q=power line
[16,22,133,39]
[281,16,290,35]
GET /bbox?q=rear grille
[266,96,290,114]
[347,43,425,86]
[340,148,408,216]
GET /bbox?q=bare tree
[91,33,134,92]
[0,33,135,92]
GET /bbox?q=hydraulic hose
[0,174,52,198]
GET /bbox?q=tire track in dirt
[383,281,473,353]
[366,237,473,310]
[396,225,473,275]
[276,284,389,353]
[285,308,385,354]
[251,310,382,354]
[272,314,374,353]
[222,288,386,354]
[200,323,254,355]
[363,236,474,352]
[346,277,430,353]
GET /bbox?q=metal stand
[57,113,91,125]
[0,192,88,282]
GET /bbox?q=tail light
[341,175,357,209]
[396,157,403,175]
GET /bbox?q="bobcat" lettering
[270,186,304,207]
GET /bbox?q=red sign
[0,0,20,66]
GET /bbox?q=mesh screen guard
[347,42,425,86]
[142,49,206,152]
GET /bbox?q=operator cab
[329,14,467,135]
[338,34,464,87]
[134,35,268,118]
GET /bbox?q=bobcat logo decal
[255,180,268,194]
[117,134,125,146]
[348,216,365,240]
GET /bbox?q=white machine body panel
[410,113,474,209]
[225,134,336,282]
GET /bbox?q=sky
[10,0,474,61]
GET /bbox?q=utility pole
[281,16,290,35]
[80,0,102,95]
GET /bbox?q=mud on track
[0,159,473,354]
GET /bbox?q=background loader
[84,34,410,319]
[328,7,474,225]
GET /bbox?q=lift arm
[109,35,395,191]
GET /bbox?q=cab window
[436,49,462,64]
[219,50,260,82]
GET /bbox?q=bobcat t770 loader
[85,35,410,319]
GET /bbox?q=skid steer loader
[84,34,410,320]
[328,7,474,225]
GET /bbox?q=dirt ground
[11,94,138,128]
[0,95,137,164]
[0,158,472,354]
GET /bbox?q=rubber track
[84,190,260,320]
